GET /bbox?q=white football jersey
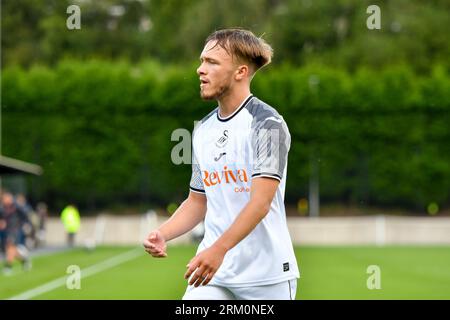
[190,94,300,287]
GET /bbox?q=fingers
[189,269,215,287]
[202,272,214,286]
[143,232,167,258]
[143,240,167,257]
[185,259,215,287]
[195,271,212,287]
[144,246,167,257]
[189,267,207,287]
[142,239,153,249]
[142,241,154,251]
[143,230,162,247]
[154,252,167,258]
[184,260,198,280]
[148,250,167,258]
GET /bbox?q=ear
[235,65,250,81]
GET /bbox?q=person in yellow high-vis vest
[60,204,80,247]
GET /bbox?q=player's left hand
[184,244,227,287]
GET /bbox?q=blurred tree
[2,62,449,211]
[2,0,449,70]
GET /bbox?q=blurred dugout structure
[0,155,43,203]
[0,155,42,176]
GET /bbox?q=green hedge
[2,61,449,211]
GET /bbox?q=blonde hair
[205,28,273,73]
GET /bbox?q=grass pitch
[1,245,449,300]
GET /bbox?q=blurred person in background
[36,202,48,248]
[16,193,39,249]
[0,192,32,275]
[0,216,5,259]
[60,204,81,248]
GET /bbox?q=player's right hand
[143,229,167,258]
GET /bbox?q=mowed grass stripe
[0,246,139,299]
[8,248,142,300]
[37,245,197,300]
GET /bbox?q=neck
[217,87,251,118]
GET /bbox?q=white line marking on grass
[8,248,142,300]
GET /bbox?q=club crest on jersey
[215,130,229,148]
[203,166,248,187]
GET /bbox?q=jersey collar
[217,94,254,122]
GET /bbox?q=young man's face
[197,40,237,100]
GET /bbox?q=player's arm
[214,176,277,250]
[185,177,278,286]
[143,191,206,258]
[159,191,207,241]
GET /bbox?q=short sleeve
[251,117,291,181]
[189,144,206,194]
